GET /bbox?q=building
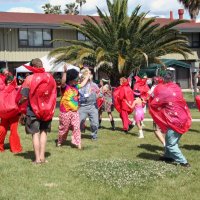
[0,10,199,88]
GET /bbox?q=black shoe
[180,163,191,168]
[159,156,174,163]
[111,120,115,131]
[129,124,134,131]
[124,130,128,134]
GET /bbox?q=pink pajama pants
[58,111,81,146]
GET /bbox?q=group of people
[0,59,192,167]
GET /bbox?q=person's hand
[63,64,68,72]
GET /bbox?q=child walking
[98,81,115,130]
[57,65,89,149]
[126,90,145,138]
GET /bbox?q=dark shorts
[25,116,52,134]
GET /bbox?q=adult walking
[0,70,22,153]
[149,71,191,167]
[79,68,99,140]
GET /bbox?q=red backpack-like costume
[149,82,191,134]
[0,77,20,119]
[21,65,57,121]
[29,73,57,121]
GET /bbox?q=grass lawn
[0,120,200,200]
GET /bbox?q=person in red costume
[0,69,22,153]
[133,75,150,127]
[149,71,191,167]
[19,58,57,164]
[113,77,134,133]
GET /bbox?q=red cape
[134,76,150,101]
[195,95,200,111]
[0,78,20,119]
[23,65,45,73]
[149,82,191,134]
[113,81,134,114]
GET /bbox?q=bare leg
[137,122,144,138]
[32,132,41,163]
[108,112,113,121]
[154,125,165,146]
[39,131,47,162]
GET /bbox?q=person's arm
[18,76,31,105]
[79,75,90,88]
[125,100,136,109]
[18,95,28,105]
[61,64,68,87]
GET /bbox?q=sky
[0,0,195,20]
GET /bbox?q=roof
[0,12,200,30]
[0,12,101,28]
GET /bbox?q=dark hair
[163,71,173,83]
[134,90,141,98]
[66,69,79,83]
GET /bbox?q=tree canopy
[50,0,192,83]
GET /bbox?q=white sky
[0,0,194,20]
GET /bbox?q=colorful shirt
[60,84,80,112]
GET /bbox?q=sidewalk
[52,117,200,122]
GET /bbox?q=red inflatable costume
[0,75,22,153]
[113,78,134,131]
[149,82,191,134]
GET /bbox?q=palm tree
[42,3,52,14]
[76,0,86,14]
[178,0,200,20]
[42,3,62,14]
[50,0,192,84]
[64,3,79,15]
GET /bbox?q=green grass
[0,121,200,200]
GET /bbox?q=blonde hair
[81,68,93,80]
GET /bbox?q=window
[19,29,52,47]
[77,31,89,41]
[184,33,200,47]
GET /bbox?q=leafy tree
[178,0,200,20]
[64,3,79,15]
[42,3,62,14]
[50,0,192,84]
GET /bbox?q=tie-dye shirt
[60,84,81,112]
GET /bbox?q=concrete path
[52,117,200,122]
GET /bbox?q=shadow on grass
[181,144,200,151]
[81,134,92,139]
[137,152,160,161]
[15,151,51,161]
[138,144,164,153]
[188,129,199,133]
[54,139,83,148]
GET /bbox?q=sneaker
[56,143,62,147]
[180,163,191,168]
[138,135,144,139]
[129,124,134,130]
[123,130,128,134]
